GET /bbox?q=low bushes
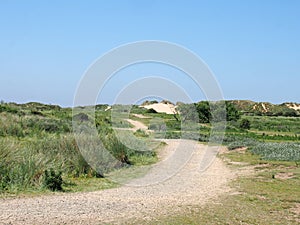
[250,142,300,161]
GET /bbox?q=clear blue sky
[0,0,299,106]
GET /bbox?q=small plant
[43,169,63,191]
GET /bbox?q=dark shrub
[43,169,63,191]
[73,113,89,122]
[146,108,157,113]
[240,118,251,130]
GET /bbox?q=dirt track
[0,139,235,225]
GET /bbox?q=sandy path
[0,139,234,225]
[114,119,149,133]
[132,114,150,119]
[125,119,148,131]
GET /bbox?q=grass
[0,177,117,199]
[245,115,300,134]
[0,102,158,195]
[63,177,118,193]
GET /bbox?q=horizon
[1,1,299,106]
[2,98,299,108]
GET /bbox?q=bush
[195,101,241,123]
[146,108,157,113]
[73,113,89,122]
[227,138,258,150]
[239,118,251,130]
[43,169,63,191]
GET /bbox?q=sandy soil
[132,114,150,119]
[125,119,148,131]
[113,119,149,133]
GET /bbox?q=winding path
[0,120,235,224]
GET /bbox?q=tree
[225,101,240,121]
[196,101,211,123]
[194,101,240,123]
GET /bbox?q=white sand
[141,103,177,114]
[105,106,112,111]
[286,103,300,111]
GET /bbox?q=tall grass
[0,105,157,192]
[0,135,95,192]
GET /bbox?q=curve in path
[125,119,148,131]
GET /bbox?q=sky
[0,0,299,106]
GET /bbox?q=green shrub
[239,118,251,130]
[146,108,157,113]
[227,138,258,150]
[43,169,63,191]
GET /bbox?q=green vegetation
[177,101,240,123]
[0,102,157,194]
[239,118,251,130]
[245,115,300,134]
[250,142,300,161]
[43,169,63,191]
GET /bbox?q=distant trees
[197,101,240,123]
[178,101,241,123]
[196,101,211,123]
[225,101,240,121]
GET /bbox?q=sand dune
[141,102,177,114]
[286,103,300,111]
